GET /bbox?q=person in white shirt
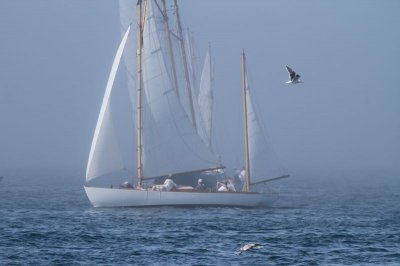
[163,178,177,191]
[196,178,206,191]
[217,181,228,192]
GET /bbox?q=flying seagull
[285,65,302,84]
[235,243,264,255]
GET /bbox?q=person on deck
[163,178,177,191]
[217,181,229,192]
[196,178,206,191]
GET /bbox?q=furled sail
[141,0,219,177]
[245,70,287,186]
[86,26,131,181]
[197,46,214,147]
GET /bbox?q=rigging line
[169,31,182,41]
[153,0,166,21]
[158,0,180,98]
[173,0,197,131]
[141,0,148,32]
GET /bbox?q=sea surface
[0,169,399,265]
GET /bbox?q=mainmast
[173,0,197,130]
[241,49,251,192]
[136,0,146,189]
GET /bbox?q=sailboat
[84,0,288,207]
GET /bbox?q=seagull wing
[286,65,296,80]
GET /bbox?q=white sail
[86,26,131,181]
[198,46,214,147]
[184,29,198,96]
[141,0,219,177]
[245,73,287,186]
[165,5,197,130]
[171,32,193,125]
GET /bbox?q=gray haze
[0,1,399,177]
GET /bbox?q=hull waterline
[84,186,269,208]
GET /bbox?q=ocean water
[0,170,399,265]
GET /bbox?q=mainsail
[86,26,132,181]
[140,0,219,177]
[244,68,288,186]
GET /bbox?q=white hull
[84,186,269,207]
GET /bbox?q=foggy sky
[0,0,399,176]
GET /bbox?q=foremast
[136,0,146,189]
[241,49,251,192]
